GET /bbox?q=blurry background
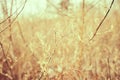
[0,0,120,80]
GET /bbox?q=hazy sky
[22,0,111,15]
[0,0,112,18]
[22,0,92,15]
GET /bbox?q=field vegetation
[0,0,120,80]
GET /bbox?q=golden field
[0,0,120,80]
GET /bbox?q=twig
[8,0,14,42]
[82,0,85,25]
[16,21,26,43]
[90,0,115,41]
[0,0,24,25]
[1,0,8,18]
[6,42,11,57]
[48,31,57,64]
[107,50,111,80]
[0,0,27,33]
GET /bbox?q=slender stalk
[82,0,85,25]
[90,0,115,41]
[107,52,111,80]
[17,21,26,43]
[8,0,13,42]
[79,0,85,62]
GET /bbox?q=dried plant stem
[95,60,98,80]
[0,0,27,33]
[107,52,111,80]
[0,41,14,79]
[8,0,13,43]
[17,21,26,43]
[90,0,115,41]
[82,0,85,25]
[1,0,8,18]
[79,0,85,58]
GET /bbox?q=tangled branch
[0,0,27,33]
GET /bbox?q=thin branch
[0,0,27,25]
[6,42,11,57]
[90,0,115,41]
[82,0,85,24]
[0,0,27,33]
[17,21,26,43]
[8,0,14,43]
[1,0,8,18]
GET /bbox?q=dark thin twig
[0,0,27,33]
[90,0,115,41]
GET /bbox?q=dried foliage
[0,0,120,80]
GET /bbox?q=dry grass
[0,0,120,80]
